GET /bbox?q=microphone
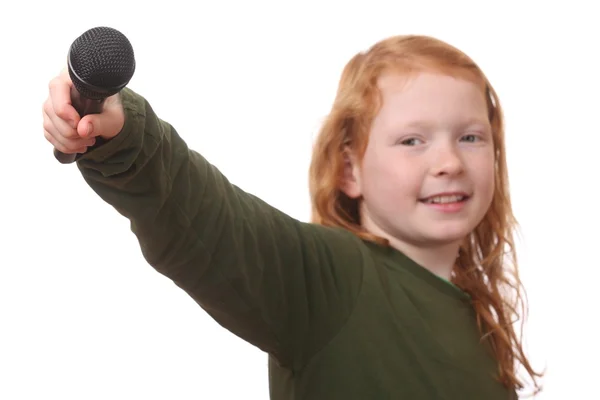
[54,26,136,164]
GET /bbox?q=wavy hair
[308,35,542,395]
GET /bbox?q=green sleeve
[75,88,365,370]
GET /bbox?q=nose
[430,142,464,177]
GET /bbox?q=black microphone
[54,26,136,164]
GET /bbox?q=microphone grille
[68,26,136,100]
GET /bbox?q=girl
[42,34,542,399]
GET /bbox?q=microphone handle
[53,85,106,164]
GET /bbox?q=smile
[419,192,471,213]
[422,194,468,204]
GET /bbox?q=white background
[1,1,598,399]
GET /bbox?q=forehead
[372,72,489,131]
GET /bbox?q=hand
[42,68,125,154]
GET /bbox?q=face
[343,71,495,249]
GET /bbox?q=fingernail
[87,123,93,136]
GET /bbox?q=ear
[340,148,362,199]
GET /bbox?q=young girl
[42,34,542,399]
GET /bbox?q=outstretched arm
[74,87,366,370]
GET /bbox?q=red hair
[308,35,543,395]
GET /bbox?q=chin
[426,224,474,244]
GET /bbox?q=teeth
[425,195,465,204]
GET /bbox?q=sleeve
[75,87,365,370]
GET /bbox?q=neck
[358,206,462,280]
[385,237,460,280]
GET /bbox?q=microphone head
[68,26,136,100]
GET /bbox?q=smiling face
[342,71,495,250]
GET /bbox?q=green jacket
[76,88,516,399]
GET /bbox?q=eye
[398,137,423,146]
[460,134,480,143]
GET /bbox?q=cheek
[472,154,496,198]
[360,151,422,201]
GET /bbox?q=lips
[419,192,470,204]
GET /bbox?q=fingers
[48,74,79,131]
[43,97,78,140]
[43,70,96,155]
[44,129,91,154]
[43,67,126,156]
[42,104,96,154]
[44,129,88,154]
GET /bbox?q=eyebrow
[402,120,435,130]
[459,118,490,128]
[401,118,490,130]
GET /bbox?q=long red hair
[309,35,542,395]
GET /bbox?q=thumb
[77,108,125,140]
[77,118,95,139]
